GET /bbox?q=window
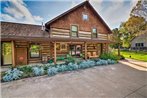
[135,43,138,47]
[71,25,78,37]
[92,28,97,38]
[30,44,40,58]
[60,43,67,51]
[82,14,88,21]
[135,43,144,47]
[141,43,144,47]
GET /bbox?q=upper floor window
[92,28,97,38]
[82,14,88,21]
[71,25,78,37]
[30,44,40,58]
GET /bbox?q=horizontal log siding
[51,28,70,38]
[15,41,28,48]
[51,28,108,40]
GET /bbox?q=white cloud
[90,0,138,29]
[1,0,43,24]
[1,14,16,21]
[34,16,43,21]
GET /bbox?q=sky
[0,0,138,29]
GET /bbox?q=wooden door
[16,48,27,65]
[1,42,12,65]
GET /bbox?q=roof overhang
[1,36,113,43]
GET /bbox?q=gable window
[30,44,40,58]
[92,28,97,38]
[71,25,78,37]
[82,14,88,21]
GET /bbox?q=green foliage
[67,63,79,71]
[2,56,118,82]
[57,56,65,61]
[47,67,58,76]
[56,65,68,72]
[2,68,23,82]
[65,55,76,64]
[18,66,33,78]
[32,67,44,76]
[100,53,119,60]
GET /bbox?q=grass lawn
[114,50,147,62]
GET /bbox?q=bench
[87,52,98,59]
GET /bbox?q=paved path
[119,58,147,71]
[1,63,147,98]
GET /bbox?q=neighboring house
[1,1,112,66]
[131,33,147,51]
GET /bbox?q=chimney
[41,22,44,31]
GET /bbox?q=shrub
[100,52,118,60]
[86,60,95,67]
[96,59,108,65]
[32,67,44,76]
[67,63,79,71]
[79,61,89,69]
[47,67,58,76]
[2,68,23,82]
[57,56,65,61]
[107,59,116,64]
[56,65,68,72]
[18,65,33,78]
[65,55,76,64]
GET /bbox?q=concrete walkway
[1,63,147,98]
[119,58,147,71]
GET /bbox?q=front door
[1,42,12,65]
[16,48,27,65]
[69,45,82,57]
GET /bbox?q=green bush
[2,68,23,82]
[47,67,58,76]
[65,55,76,64]
[18,66,33,78]
[57,56,65,61]
[100,52,119,60]
[32,67,44,76]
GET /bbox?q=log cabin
[1,1,112,66]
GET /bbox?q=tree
[121,16,147,48]
[131,0,147,21]
[111,28,122,56]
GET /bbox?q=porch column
[54,42,57,64]
[84,42,87,60]
[100,43,103,54]
[11,41,16,67]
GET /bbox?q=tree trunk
[118,43,120,56]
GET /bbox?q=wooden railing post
[12,41,16,67]
[84,42,87,60]
[54,42,56,64]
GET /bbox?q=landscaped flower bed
[1,59,117,82]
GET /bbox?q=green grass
[114,50,147,62]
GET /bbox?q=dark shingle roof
[1,22,49,38]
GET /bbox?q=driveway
[1,63,147,98]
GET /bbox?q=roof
[1,21,112,43]
[45,1,112,34]
[1,21,49,38]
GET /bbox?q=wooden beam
[11,41,16,67]
[84,42,87,60]
[54,42,57,64]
